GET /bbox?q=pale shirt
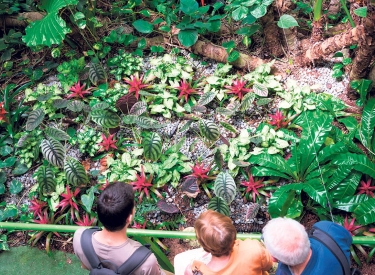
[73,228,165,275]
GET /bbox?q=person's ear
[126,207,136,226]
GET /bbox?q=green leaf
[354,198,375,225]
[41,139,66,168]
[354,7,367,17]
[333,194,369,212]
[256,98,273,106]
[37,166,56,196]
[0,157,17,168]
[332,153,375,179]
[232,6,249,21]
[250,154,294,179]
[45,127,70,141]
[330,171,361,201]
[9,179,22,194]
[360,98,375,150]
[178,29,198,47]
[250,4,268,18]
[277,14,299,29]
[208,197,230,216]
[227,50,240,63]
[240,92,256,111]
[302,178,327,206]
[214,171,236,204]
[199,119,220,141]
[66,100,85,112]
[22,0,79,47]
[0,171,6,185]
[135,116,166,129]
[133,19,154,34]
[142,132,162,161]
[180,0,199,14]
[81,187,95,213]
[269,184,304,218]
[129,101,147,116]
[198,91,216,106]
[251,166,291,179]
[12,161,28,176]
[91,102,110,111]
[220,122,238,133]
[0,145,12,157]
[0,183,4,195]
[253,83,268,97]
[26,109,45,131]
[235,25,260,36]
[64,158,89,186]
[91,109,120,128]
[89,63,106,85]
[53,99,69,109]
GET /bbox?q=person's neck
[289,249,312,275]
[206,254,231,271]
[94,227,128,246]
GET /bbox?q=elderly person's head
[194,210,237,257]
[262,217,310,266]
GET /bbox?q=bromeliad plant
[130,165,163,203]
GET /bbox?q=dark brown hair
[194,210,237,257]
[97,182,134,232]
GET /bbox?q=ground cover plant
[1,0,375,272]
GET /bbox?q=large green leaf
[135,116,166,129]
[64,158,89,186]
[240,93,256,112]
[22,0,78,47]
[326,165,352,190]
[89,62,106,85]
[330,171,361,200]
[132,19,154,34]
[214,171,236,204]
[37,166,56,196]
[250,154,295,179]
[41,139,66,168]
[360,98,375,150]
[333,194,369,212]
[26,109,45,131]
[45,127,70,141]
[198,91,216,106]
[199,119,220,141]
[180,0,199,14]
[297,112,333,179]
[81,187,95,213]
[208,197,230,216]
[269,184,303,218]
[332,153,375,178]
[178,29,198,47]
[91,109,120,128]
[354,198,375,225]
[302,178,327,207]
[142,132,162,161]
[277,14,299,29]
[251,166,291,179]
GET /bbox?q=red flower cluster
[56,186,80,219]
[343,217,362,236]
[269,110,288,130]
[176,80,201,102]
[129,166,153,202]
[29,197,47,218]
[124,74,149,99]
[67,82,92,99]
[189,162,210,181]
[357,178,375,198]
[224,79,252,100]
[98,133,118,152]
[75,214,96,226]
[241,174,265,202]
[0,102,7,122]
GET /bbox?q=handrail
[1,222,375,245]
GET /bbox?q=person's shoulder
[313,221,352,242]
[73,227,86,242]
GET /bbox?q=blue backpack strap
[80,227,103,269]
[117,246,152,275]
[309,226,350,275]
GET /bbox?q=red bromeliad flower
[29,197,47,218]
[98,133,117,151]
[344,217,362,236]
[224,79,252,100]
[132,220,147,229]
[129,166,153,202]
[269,110,288,130]
[56,186,80,219]
[357,178,375,198]
[0,102,7,122]
[124,73,149,99]
[241,174,265,203]
[190,162,210,181]
[176,80,201,102]
[33,210,51,224]
[75,214,96,226]
[66,81,92,99]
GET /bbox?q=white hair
[262,217,310,266]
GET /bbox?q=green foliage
[40,138,66,168]
[64,157,89,186]
[350,79,373,107]
[69,126,101,157]
[332,51,352,79]
[36,165,57,196]
[105,151,143,182]
[15,130,42,168]
[57,57,86,91]
[199,119,220,142]
[22,0,79,47]
[213,171,236,204]
[208,197,230,216]
[25,108,44,131]
[0,29,23,63]
[277,14,299,28]
[142,132,162,162]
[107,50,143,80]
[90,109,121,129]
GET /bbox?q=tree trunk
[311,17,325,43]
[260,7,284,57]
[0,12,45,28]
[349,5,375,79]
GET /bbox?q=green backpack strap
[117,246,152,275]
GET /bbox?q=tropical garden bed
[1,0,375,273]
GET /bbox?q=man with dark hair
[73,182,166,275]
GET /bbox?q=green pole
[1,222,375,245]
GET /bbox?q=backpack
[308,226,362,275]
[81,227,152,275]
